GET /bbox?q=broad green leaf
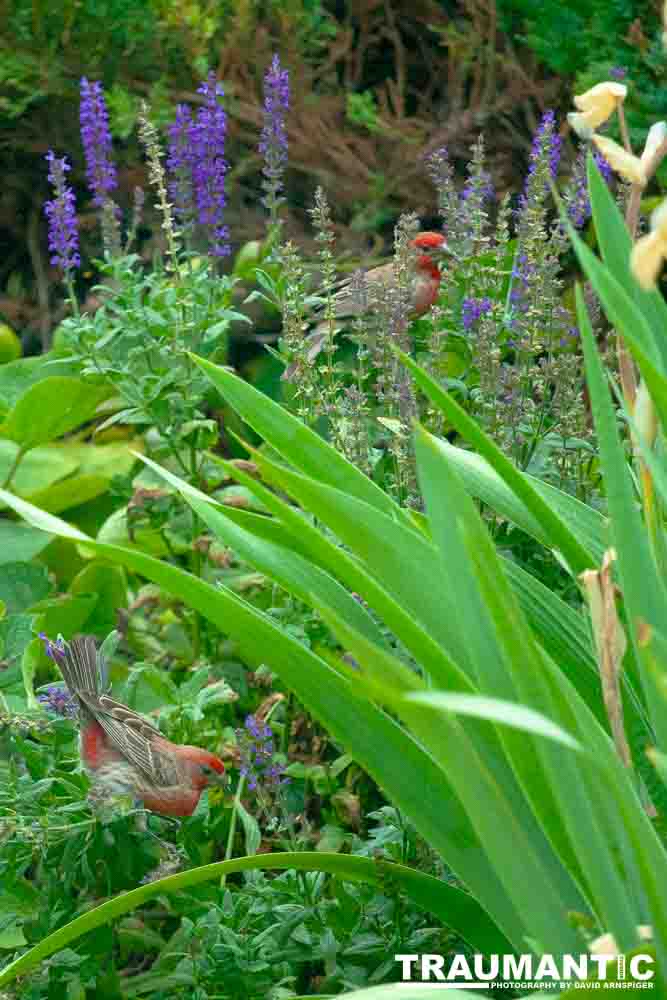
[437,441,606,562]
[26,473,110,514]
[188,494,390,651]
[576,285,667,752]
[406,692,581,750]
[96,505,171,558]
[68,561,127,637]
[55,439,142,478]
[120,664,179,713]
[0,561,52,614]
[1,377,109,449]
[586,152,667,372]
[415,424,646,946]
[0,354,80,412]
[0,614,33,667]
[138,451,469,694]
[0,522,51,564]
[30,594,97,640]
[0,442,78,502]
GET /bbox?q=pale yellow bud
[571,82,627,132]
[591,134,647,186]
[631,198,667,290]
[640,121,667,169]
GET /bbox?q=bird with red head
[41,633,227,817]
[285,230,453,377]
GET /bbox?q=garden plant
[0,7,667,999]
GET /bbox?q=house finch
[284,231,453,378]
[40,634,226,817]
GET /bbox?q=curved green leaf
[0,852,508,987]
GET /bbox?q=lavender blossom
[167,104,196,227]
[461,169,494,203]
[190,72,230,257]
[39,632,68,666]
[462,296,493,330]
[259,54,290,221]
[520,110,562,210]
[610,66,627,80]
[79,78,117,205]
[236,714,288,792]
[37,684,77,719]
[565,149,614,229]
[43,153,80,273]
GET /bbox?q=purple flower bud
[39,632,68,665]
[259,54,290,219]
[44,153,81,273]
[79,78,117,206]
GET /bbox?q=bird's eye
[200,764,213,776]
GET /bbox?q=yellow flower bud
[640,121,667,170]
[591,134,647,186]
[631,199,667,290]
[569,82,627,134]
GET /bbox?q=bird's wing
[77,690,184,788]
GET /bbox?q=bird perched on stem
[285,230,454,378]
[40,633,227,817]
[328,230,452,321]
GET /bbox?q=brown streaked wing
[77,691,184,788]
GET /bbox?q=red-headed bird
[285,231,453,378]
[41,634,226,817]
[327,230,451,320]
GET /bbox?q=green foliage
[497,0,667,146]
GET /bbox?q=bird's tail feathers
[59,635,102,697]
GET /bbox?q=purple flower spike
[259,53,290,218]
[44,153,80,273]
[520,109,562,210]
[79,78,117,205]
[236,714,289,794]
[190,72,230,258]
[37,684,77,719]
[566,149,613,229]
[167,104,196,225]
[462,296,493,331]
